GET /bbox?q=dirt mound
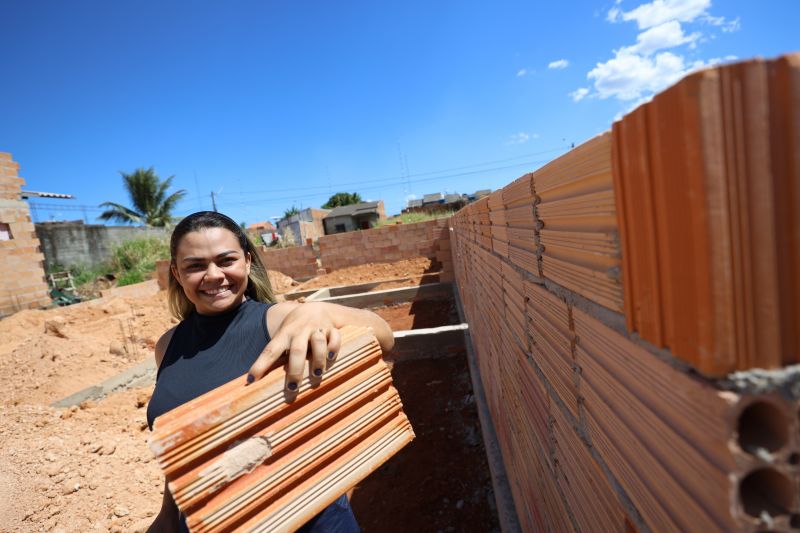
[268,269,298,294]
[295,257,439,291]
[0,292,172,407]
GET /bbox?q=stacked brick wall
[0,153,51,316]
[450,55,800,532]
[317,219,452,280]
[255,244,318,280]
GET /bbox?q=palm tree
[322,192,362,209]
[99,167,187,227]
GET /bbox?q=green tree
[283,205,300,218]
[99,167,187,227]
[322,192,362,209]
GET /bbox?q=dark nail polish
[246,374,254,384]
[287,381,298,391]
[328,351,336,360]
[313,368,323,377]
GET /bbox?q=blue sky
[1,0,795,225]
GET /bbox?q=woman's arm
[248,301,394,389]
[149,330,181,532]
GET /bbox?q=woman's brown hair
[168,211,275,320]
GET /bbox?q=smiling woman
[171,227,254,315]
[146,211,394,533]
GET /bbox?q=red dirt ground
[372,299,458,331]
[294,257,440,291]
[0,257,496,532]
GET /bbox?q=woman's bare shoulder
[155,326,178,369]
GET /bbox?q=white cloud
[721,16,740,32]
[570,87,590,102]
[614,0,711,29]
[626,20,700,55]
[517,68,528,77]
[588,49,689,101]
[548,59,569,70]
[704,14,740,32]
[574,0,739,106]
[507,132,531,145]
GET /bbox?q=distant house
[402,191,469,214]
[247,221,277,245]
[277,208,330,245]
[422,192,444,205]
[323,201,386,235]
[248,221,276,233]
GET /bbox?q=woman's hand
[247,301,394,392]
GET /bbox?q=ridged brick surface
[551,399,626,532]
[574,307,737,531]
[149,326,413,533]
[525,281,578,420]
[535,133,622,311]
[612,54,800,375]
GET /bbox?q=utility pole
[211,191,218,212]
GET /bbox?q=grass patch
[109,237,170,287]
[46,237,171,300]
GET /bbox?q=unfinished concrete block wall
[317,218,453,278]
[256,243,318,280]
[35,222,169,270]
[450,54,800,532]
[0,152,51,317]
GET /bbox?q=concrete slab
[387,324,468,362]
[309,282,453,308]
[52,359,156,408]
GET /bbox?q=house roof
[444,194,461,204]
[407,199,423,208]
[324,201,382,218]
[422,193,443,204]
[248,221,276,231]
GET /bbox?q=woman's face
[171,227,252,315]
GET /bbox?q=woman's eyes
[186,258,236,270]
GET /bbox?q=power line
[215,156,554,209]
[181,145,569,202]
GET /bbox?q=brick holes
[738,468,793,519]
[736,401,789,454]
[0,222,12,240]
[788,453,799,466]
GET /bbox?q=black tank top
[147,298,273,430]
